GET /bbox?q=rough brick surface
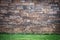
[0,0,60,33]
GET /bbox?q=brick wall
[0,0,60,34]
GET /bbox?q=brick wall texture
[0,0,60,33]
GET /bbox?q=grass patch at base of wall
[0,34,60,40]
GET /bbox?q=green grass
[0,34,60,40]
